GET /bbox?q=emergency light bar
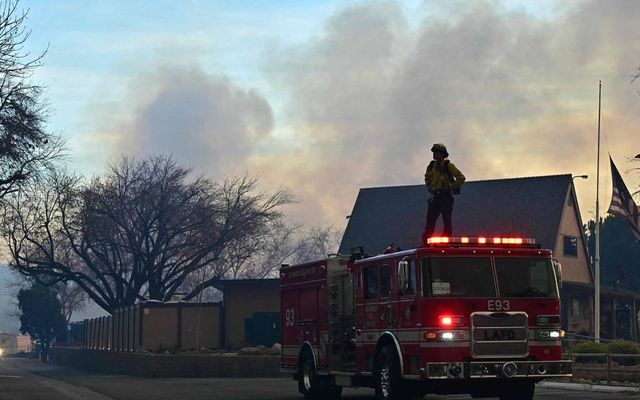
[426,236,537,247]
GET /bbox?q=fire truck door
[327,267,355,372]
[360,265,383,371]
[379,264,393,330]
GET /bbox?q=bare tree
[2,156,293,313]
[54,281,87,324]
[198,223,341,280]
[216,221,301,280]
[631,154,640,197]
[290,225,342,265]
[0,1,63,200]
[181,223,342,291]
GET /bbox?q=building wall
[554,190,591,284]
[561,286,593,336]
[85,302,221,352]
[140,304,179,351]
[0,333,17,354]
[1,333,32,354]
[16,335,31,353]
[555,189,594,338]
[223,281,279,349]
[180,306,220,350]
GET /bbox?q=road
[1,358,640,400]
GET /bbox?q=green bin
[244,312,280,347]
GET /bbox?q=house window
[563,235,578,257]
[572,298,581,317]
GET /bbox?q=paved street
[2,357,640,400]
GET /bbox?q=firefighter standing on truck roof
[423,143,465,240]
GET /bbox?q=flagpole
[595,81,601,343]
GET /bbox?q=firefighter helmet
[431,143,449,157]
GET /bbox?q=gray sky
[2,0,638,320]
[18,0,640,230]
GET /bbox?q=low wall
[572,364,640,382]
[52,346,280,378]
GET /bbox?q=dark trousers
[424,192,454,238]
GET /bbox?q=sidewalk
[4,356,100,378]
[540,378,640,394]
[540,381,640,393]
[1,357,117,400]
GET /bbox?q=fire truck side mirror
[552,258,562,289]
[398,261,409,292]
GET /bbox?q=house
[0,332,32,354]
[338,174,634,341]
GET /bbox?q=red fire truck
[280,236,572,400]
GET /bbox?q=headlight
[0,348,4,356]
[440,330,465,341]
[538,330,562,340]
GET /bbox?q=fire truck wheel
[298,349,342,400]
[374,346,407,400]
[497,380,535,400]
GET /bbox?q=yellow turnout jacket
[424,160,466,193]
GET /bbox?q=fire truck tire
[374,346,408,400]
[298,349,342,400]
[497,380,535,400]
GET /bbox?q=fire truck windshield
[421,257,495,297]
[495,257,559,298]
[421,257,559,298]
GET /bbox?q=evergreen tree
[587,216,640,290]
[17,284,66,360]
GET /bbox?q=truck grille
[471,312,528,359]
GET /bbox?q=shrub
[608,340,640,366]
[573,341,608,364]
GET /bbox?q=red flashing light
[427,237,450,244]
[439,315,463,327]
[426,236,535,247]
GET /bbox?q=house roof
[339,174,573,256]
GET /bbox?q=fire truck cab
[280,236,572,400]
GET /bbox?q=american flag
[607,157,640,240]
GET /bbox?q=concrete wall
[53,346,279,378]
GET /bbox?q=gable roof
[339,174,573,256]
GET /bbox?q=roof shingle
[339,174,572,255]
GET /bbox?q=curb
[538,381,640,393]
